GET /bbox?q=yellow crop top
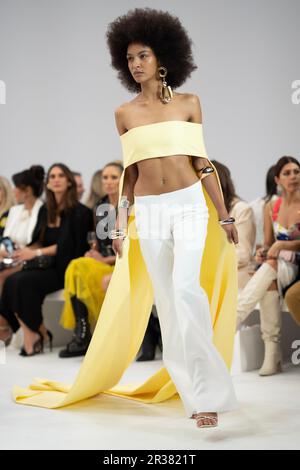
[120,120,208,168]
[12,120,238,410]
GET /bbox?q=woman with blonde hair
[0,176,14,236]
[85,170,104,209]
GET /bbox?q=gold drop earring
[157,66,173,104]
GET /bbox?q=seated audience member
[85,169,104,209]
[237,156,300,376]
[73,171,85,201]
[59,162,123,358]
[0,163,93,355]
[250,165,278,251]
[0,176,14,237]
[0,166,45,294]
[212,160,256,290]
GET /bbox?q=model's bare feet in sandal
[192,412,218,428]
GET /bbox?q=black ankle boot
[136,310,162,361]
[59,297,92,358]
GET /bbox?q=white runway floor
[1,347,300,450]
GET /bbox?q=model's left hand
[12,247,37,262]
[221,223,239,244]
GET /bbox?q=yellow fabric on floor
[13,121,237,409]
[60,257,114,330]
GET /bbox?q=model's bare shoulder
[184,93,202,123]
[114,103,130,135]
[115,102,131,117]
[115,99,140,134]
[174,92,202,123]
[175,92,199,103]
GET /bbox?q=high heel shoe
[194,413,218,429]
[19,332,44,357]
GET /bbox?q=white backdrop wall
[0,0,299,201]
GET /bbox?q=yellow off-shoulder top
[13,121,237,410]
[120,120,208,167]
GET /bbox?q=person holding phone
[0,164,93,354]
[0,165,45,344]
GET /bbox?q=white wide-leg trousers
[134,180,238,417]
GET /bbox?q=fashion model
[13,9,239,429]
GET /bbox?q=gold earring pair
[157,66,173,104]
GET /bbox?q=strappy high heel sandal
[194,413,218,429]
[19,332,44,357]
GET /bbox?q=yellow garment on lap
[60,257,114,330]
[13,121,238,408]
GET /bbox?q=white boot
[259,290,282,376]
[236,263,277,329]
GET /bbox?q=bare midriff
[134,154,199,196]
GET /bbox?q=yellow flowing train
[13,121,237,409]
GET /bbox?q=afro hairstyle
[106,8,197,93]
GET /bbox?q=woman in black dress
[0,163,93,355]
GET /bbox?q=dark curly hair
[106,8,197,93]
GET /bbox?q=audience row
[0,156,299,376]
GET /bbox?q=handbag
[278,250,296,264]
[22,255,56,270]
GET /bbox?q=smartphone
[0,237,14,256]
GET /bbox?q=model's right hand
[112,238,124,258]
[221,223,239,244]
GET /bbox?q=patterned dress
[272,197,300,293]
